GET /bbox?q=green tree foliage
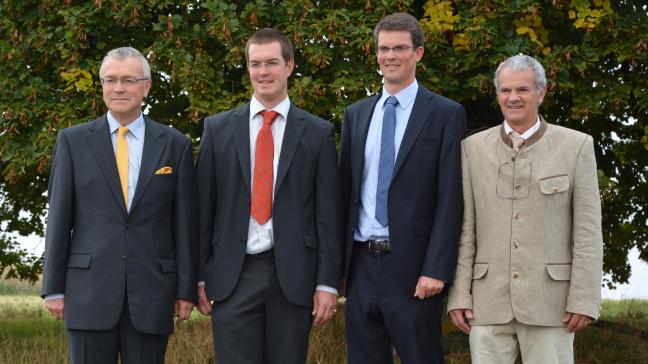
[416,0,647,287]
[0,0,646,287]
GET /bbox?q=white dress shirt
[247,95,336,295]
[246,95,289,254]
[503,116,541,139]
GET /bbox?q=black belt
[246,249,274,259]
[356,239,391,253]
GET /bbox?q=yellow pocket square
[155,166,173,175]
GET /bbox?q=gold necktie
[509,131,525,153]
[116,127,129,208]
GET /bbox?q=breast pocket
[152,173,175,196]
[539,174,569,195]
[497,158,531,200]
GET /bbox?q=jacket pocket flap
[304,236,318,249]
[472,263,488,279]
[546,264,572,281]
[159,259,177,273]
[539,175,569,194]
[67,254,91,268]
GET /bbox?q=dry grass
[1,279,647,363]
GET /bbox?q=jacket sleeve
[420,104,467,282]
[447,140,478,311]
[195,118,216,283]
[566,135,603,319]
[41,131,75,298]
[315,123,343,289]
[173,137,199,303]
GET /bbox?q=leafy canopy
[0,0,646,287]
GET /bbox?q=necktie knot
[261,110,279,126]
[118,126,129,137]
[385,96,398,107]
[509,131,525,152]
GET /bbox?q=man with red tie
[195,28,343,363]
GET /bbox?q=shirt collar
[250,95,291,120]
[503,116,541,139]
[380,79,418,109]
[107,112,145,140]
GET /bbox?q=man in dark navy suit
[339,13,467,364]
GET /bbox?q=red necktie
[251,110,279,224]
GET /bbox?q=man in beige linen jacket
[447,55,603,363]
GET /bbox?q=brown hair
[245,28,294,63]
[373,12,424,49]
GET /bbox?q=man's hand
[414,276,445,299]
[563,312,593,332]
[312,290,337,326]
[197,285,212,316]
[45,298,65,320]
[449,309,473,334]
[175,299,195,322]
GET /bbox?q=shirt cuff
[316,285,338,296]
[197,281,205,287]
[45,294,64,300]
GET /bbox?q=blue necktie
[375,96,398,226]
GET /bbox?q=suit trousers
[67,296,169,364]
[345,244,445,364]
[210,250,312,364]
[469,319,574,364]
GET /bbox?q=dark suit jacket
[339,85,467,296]
[196,103,342,308]
[41,115,198,335]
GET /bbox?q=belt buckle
[368,239,390,253]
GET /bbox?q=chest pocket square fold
[155,166,173,175]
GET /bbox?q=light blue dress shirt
[107,112,145,211]
[354,80,418,242]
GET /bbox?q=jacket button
[512,272,519,279]
[513,242,519,249]
[513,212,520,220]
[514,184,521,190]
[241,237,247,242]
[511,156,516,162]
[552,186,558,192]
[121,256,127,263]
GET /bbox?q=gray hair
[494,55,546,93]
[99,47,151,79]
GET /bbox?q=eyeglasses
[100,77,150,87]
[377,45,414,55]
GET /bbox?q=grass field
[1,278,646,363]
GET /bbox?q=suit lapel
[275,105,306,195]
[353,95,381,193]
[392,87,433,179]
[130,117,166,212]
[232,105,252,194]
[87,115,128,214]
